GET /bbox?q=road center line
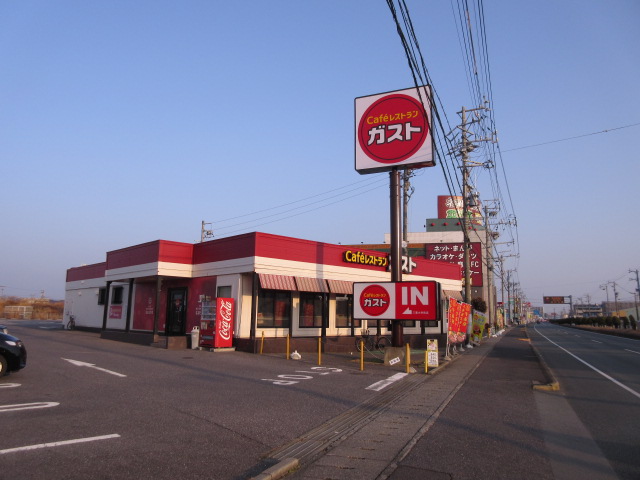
[0,434,120,455]
[535,328,640,400]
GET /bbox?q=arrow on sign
[62,358,127,378]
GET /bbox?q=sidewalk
[257,326,612,480]
[254,330,504,479]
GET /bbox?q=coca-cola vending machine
[214,297,234,348]
[199,298,234,349]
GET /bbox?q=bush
[471,297,487,313]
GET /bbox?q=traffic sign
[353,281,440,321]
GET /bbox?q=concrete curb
[526,327,560,391]
[251,457,299,480]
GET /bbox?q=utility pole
[600,283,610,315]
[201,221,214,242]
[402,169,415,256]
[630,269,640,329]
[453,103,494,304]
[483,202,498,327]
[506,270,512,325]
[612,282,619,316]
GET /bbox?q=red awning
[444,290,463,302]
[258,273,297,291]
[326,279,353,295]
[295,276,329,293]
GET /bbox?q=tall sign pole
[390,168,403,346]
[355,86,435,349]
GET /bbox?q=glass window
[299,292,324,328]
[98,288,107,305]
[335,295,361,328]
[112,286,124,305]
[217,286,231,298]
[258,289,291,328]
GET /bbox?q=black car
[0,331,27,376]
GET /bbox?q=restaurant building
[64,232,463,352]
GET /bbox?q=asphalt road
[529,323,640,480]
[0,319,405,480]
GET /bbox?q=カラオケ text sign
[355,86,434,174]
[353,281,440,321]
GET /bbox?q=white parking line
[366,372,408,391]
[0,434,120,455]
[0,402,60,413]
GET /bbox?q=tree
[471,297,487,313]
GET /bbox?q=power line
[501,122,640,153]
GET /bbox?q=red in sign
[357,94,428,164]
[359,284,391,317]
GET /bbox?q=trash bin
[190,326,200,349]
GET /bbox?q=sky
[1,1,639,310]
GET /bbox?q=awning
[258,273,297,291]
[295,276,329,293]
[326,279,353,295]
[444,290,464,302]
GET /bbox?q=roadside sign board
[355,86,434,174]
[543,296,569,304]
[427,339,439,367]
[353,281,440,321]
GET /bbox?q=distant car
[0,325,8,334]
[0,331,27,376]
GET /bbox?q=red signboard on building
[353,281,440,321]
[425,242,483,286]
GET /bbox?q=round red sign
[357,94,428,164]
[359,284,391,317]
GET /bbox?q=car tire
[0,354,7,377]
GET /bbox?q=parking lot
[0,319,412,479]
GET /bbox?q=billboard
[437,195,483,225]
[355,86,434,174]
[543,296,569,304]
[353,281,440,321]
[425,242,483,286]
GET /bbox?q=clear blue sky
[1,1,638,309]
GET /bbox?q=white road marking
[0,434,120,455]
[62,358,127,377]
[0,383,21,389]
[366,372,408,391]
[625,349,640,355]
[0,402,59,412]
[591,340,602,344]
[536,328,640,400]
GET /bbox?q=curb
[525,327,560,391]
[251,457,299,480]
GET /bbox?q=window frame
[98,288,107,305]
[257,288,292,328]
[299,292,325,328]
[335,294,361,329]
[111,286,124,305]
